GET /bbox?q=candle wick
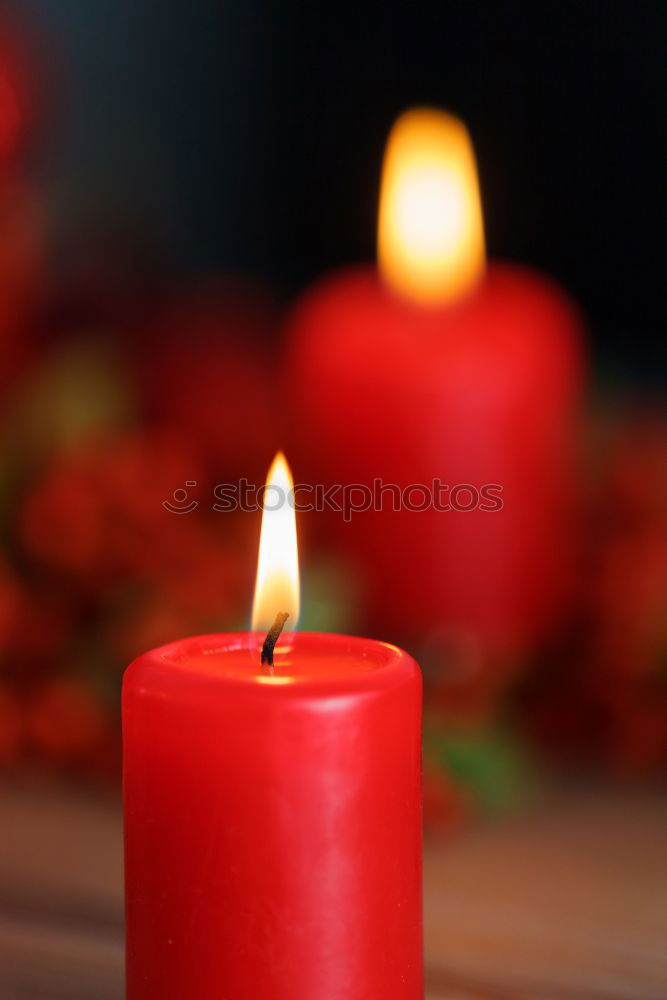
[261,613,290,667]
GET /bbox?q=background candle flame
[251,451,300,632]
[377,107,486,307]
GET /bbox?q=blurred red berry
[520,409,667,775]
[0,683,22,765]
[26,678,109,764]
[0,174,44,384]
[8,589,73,667]
[0,558,22,651]
[79,733,122,783]
[19,428,206,587]
[21,458,107,580]
[422,764,470,834]
[604,684,667,775]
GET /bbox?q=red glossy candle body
[123,632,422,1000]
[285,263,584,648]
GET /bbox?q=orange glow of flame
[251,452,300,632]
[377,108,485,307]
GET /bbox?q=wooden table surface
[0,779,665,999]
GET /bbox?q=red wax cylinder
[284,263,584,649]
[123,632,422,1000]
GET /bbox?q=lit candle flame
[377,108,485,307]
[252,452,300,632]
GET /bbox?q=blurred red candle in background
[123,455,423,1000]
[285,109,585,652]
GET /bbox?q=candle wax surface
[149,631,414,692]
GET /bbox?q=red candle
[123,455,423,999]
[284,109,584,652]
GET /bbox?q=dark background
[29,0,666,380]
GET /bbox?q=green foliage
[298,558,361,634]
[424,717,535,816]
[6,338,135,460]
